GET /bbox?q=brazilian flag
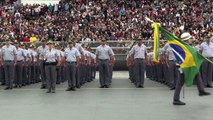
[160,27,205,86]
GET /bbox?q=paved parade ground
[0,71,212,120]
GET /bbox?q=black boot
[173,100,186,105]
[199,91,211,96]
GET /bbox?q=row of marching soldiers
[127,33,213,90]
[127,37,179,89]
[0,37,96,93]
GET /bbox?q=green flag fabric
[160,27,205,86]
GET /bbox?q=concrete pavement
[0,71,212,120]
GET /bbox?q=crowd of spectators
[0,0,212,44]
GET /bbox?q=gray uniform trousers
[134,59,145,87]
[91,64,96,79]
[15,61,23,86]
[151,64,157,81]
[66,62,77,88]
[109,66,113,84]
[3,61,15,88]
[45,64,57,91]
[157,63,164,82]
[0,66,5,84]
[75,66,81,87]
[61,66,66,82]
[79,64,84,85]
[31,63,39,83]
[201,59,213,86]
[22,65,27,85]
[56,65,62,84]
[145,64,151,79]
[85,64,90,82]
[168,60,178,88]
[174,72,205,101]
[162,63,169,84]
[39,60,46,87]
[87,64,92,82]
[82,64,87,83]
[129,65,135,83]
[98,59,110,86]
[27,64,32,84]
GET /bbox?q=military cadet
[129,38,147,88]
[64,40,80,91]
[127,51,135,83]
[27,45,34,84]
[44,41,60,93]
[1,38,17,90]
[90,51,96,80]
[81,44,89,84]
[156,44,165,83]
[96,38,115,88]
[14,41,26,88]
[148,49,157,81]
[161,43,169,85]
[148,48,159,82]
[109,54,115,84]
[31,45,39,84]
[22,43,32,86]
[84,46,92,82]
[60,46,66,83]
[21,43,27,86]
[199,34,213,88]
[163,43,178,90]
[0,43,5,85]
[73,38,84,88]
[37,39,48,89]
[146,48,153,81]
[173,33,210,105]
[56,44,64,84]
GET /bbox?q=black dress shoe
[207,85,213,88]
[46,91,51,93]
[170,87,175,90]
[4,87,11,90]
[105,85,109,88]
[66,88,72,91]
[76,86,81,89]
[1,83,5,85]
[173,100,186,105]
[70,88,76,91]
[136,85,143,88]
[99,86,105,88]
[52,90,55,93]
[199,91,211,96]
[40,86,46,89]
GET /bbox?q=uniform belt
[45,62,57,65]
[135,58,144,60]
[17,60,23,62]
[99,59,109,61]
[4,60,13,62]
[66,61,76,64]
